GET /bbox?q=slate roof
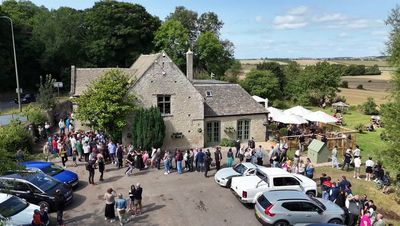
[193,81,269,117]
[72,53,161,96]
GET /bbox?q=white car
[230,167,317,204]
[0,193,40,226]
[214,162,260,187]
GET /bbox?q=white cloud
[313,13,346,22]
[370,30,387,36]
[273,15,307,29]
[287,6,308,15]
[339,32,348,37]
[346,19,369,28]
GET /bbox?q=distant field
[332,60,389,67]
[338,88,389,105]
[239,59,389,67]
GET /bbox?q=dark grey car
[254,190,345,226]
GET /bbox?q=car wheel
[38,201,50,211]
[273,220,289,226]
[328,218,343,224]
[306,191,316,197]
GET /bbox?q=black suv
[0,171,73,211]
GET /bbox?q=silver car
[255,190,345,226]
[214,162,258,187]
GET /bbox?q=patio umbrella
[275,113,308,124]
[266,107,284,120]
[304,111,338,123]
[284,106,312,118]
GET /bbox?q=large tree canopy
[154,19,190,70]
[83,1,160,67]
[76,69,135,141]
[381,5,400,169]
[240,69,281,102]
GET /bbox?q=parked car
[0,171,73,211]
[254,190,345,226]
[230,167,317,204]
[0,193,40,226]
[21,161,79,188]
[214,162,260,187]
[14,93,36,104]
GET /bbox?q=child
[72,150,78,167]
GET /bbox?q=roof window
[206,91,213,97]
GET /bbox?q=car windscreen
[311,197,327,210]
[26,173,59,192]
[40,164,64,177]
[0,196,29,218]
[257,195,271,208]
[233,164,247,174]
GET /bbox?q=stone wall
[122,54,205,150]
[204,114,267,147]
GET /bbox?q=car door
[11,181,34,203]
[272,177,302,191]
[300,201,325,223]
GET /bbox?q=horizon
[18,0,399,59]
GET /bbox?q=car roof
[0,170,44,180]
[257,167,292,176]
[0,193,13,203]
[21,161,52,169]
[263,190,310,203]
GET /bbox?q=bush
[362,97,379,115]
[273,100,289,109]
[23,104,46,125]
[340,81,349,88]
[356,84,364,89]
[220,138,235,147]
[354,123,364,133]
[0,120,33,153]
[279,128,288,136]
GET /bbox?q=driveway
[0,101,16,112]
[58,160,260,226]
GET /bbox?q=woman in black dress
[128,185,136,213]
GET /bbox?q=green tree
[361,97,379,115]
[76,69,135,141]
[198,12,223,36]
[257,61,286,94]
[296,62,341,105]
[166,6,198,44]
[83,1,160,67]
[23,104,46,125]
[381,5,400,168]
[240,70,281,102]
[32,7,86,88]
[154,19,190,70]
[194,32,234,79]
[36,74,56,110]
[0,120,33,153]
[132,107,165,152]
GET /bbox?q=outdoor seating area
[267,106,356,154]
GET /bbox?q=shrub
[356,84,364,89]
[37,74,56,110]
[220,138,235,147]
[362,97,379,115]
[340,81,349,88]
[354,123,364,133]
[279,128,288,136]
[273,100,289,109]
[23,104,46,125]
[0,120,33,153]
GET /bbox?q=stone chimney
[186,48,193,81]
[70,65,76,95]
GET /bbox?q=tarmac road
[57,160,260,226]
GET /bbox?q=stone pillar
[186,49,193,81]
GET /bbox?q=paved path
[55,159,260,226]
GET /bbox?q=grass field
[332,60,389,67]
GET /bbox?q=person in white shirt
[353,145,361,158]
[365,157,374,181]
[331,146,339,168]
[58,119,65,134]
[353,156,361,179]
[83,142,91,162]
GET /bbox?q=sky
[27,0,398,59]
